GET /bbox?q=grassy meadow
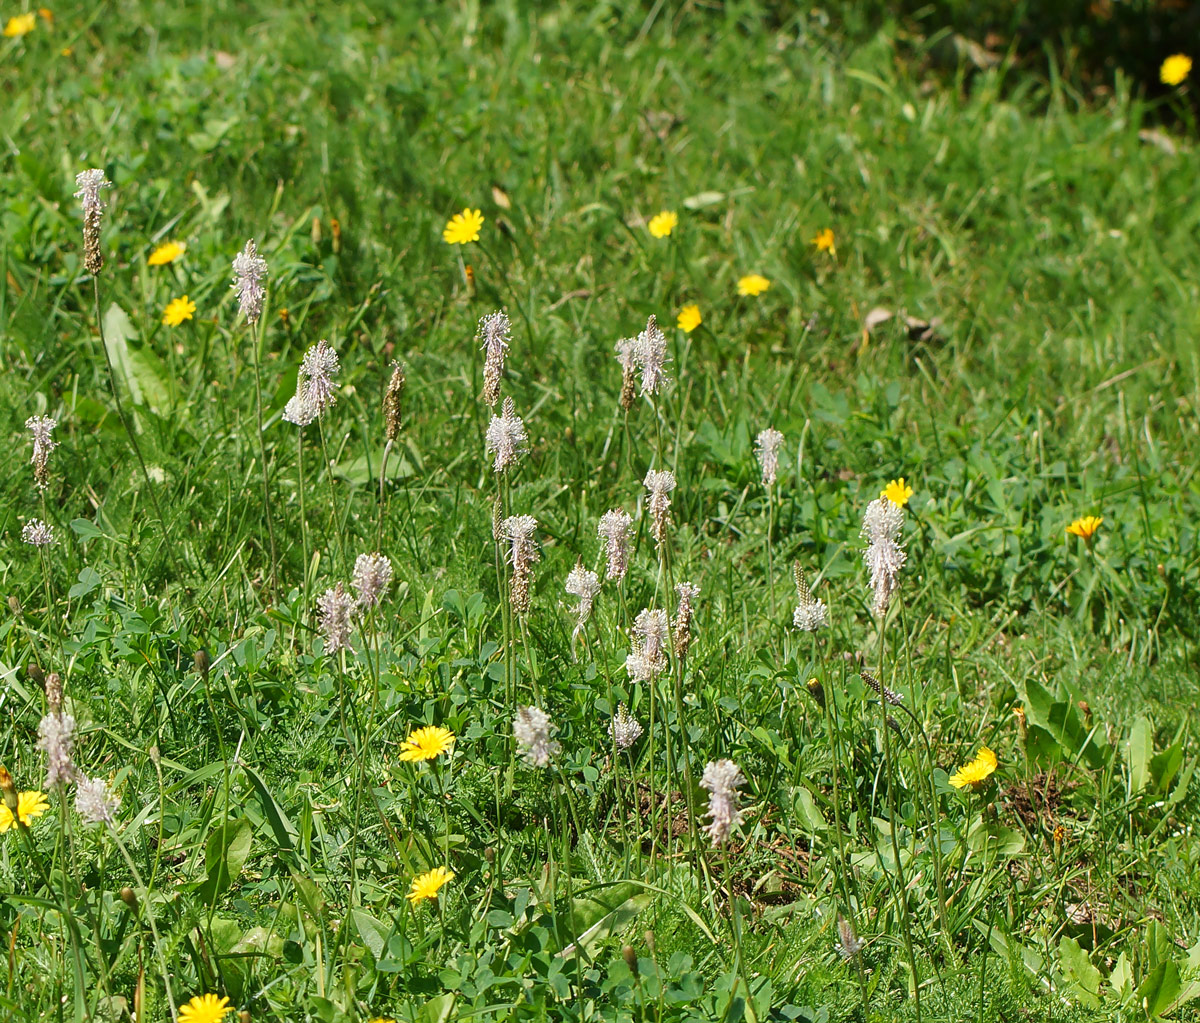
[3,2,1200,1021]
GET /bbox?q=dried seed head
[316,582,355,654]
[44,672,63,714]
[513,705,560,767]
[597,509,633,581]
[383,361,406,442]
[564,563,601,642]
[625,608,669,681]
[75,169,112,275]
[22,520,55,546]
[26,416,58,491]
[300,339,340,415]
[860,669,903,707]
[699,759,747,847]
[478,310,511,406]
[75,775,119,826]
[755,428,785,487]
[643,469,676,550]
[352,553,393,609]
[231,239,269,323]
[502,515,539,616]
[673,581,700,660]
[485,397,529,474]
[792,563,829,631]
[861,497,906,618]
[609,703,644,751]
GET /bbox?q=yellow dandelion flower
[812,228,835,253]
[368,1018,397,1023]
[0,790,50,833]
[3,12,36,36]
[148,240,186,265]
[676,304,701,333]
[881,478,914,507]
[443,208,484,245]
[407,865,454,904]
[177,993,233,1023]
[37,8,52,23]
[648,211,678,239]
[1065,515,1102,540]
[1161,54,1192,87]
[397,725,455,762]
[948,747,997,789]
[737,274,770,297]
[163,295,196,327]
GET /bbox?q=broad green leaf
[418,993,456,1023]
[351,908,391,961]
[1138,961,1182,1019]
[794,786,827,832]
[198,818,252,904]
[1128,717,1153,795]
[1110,952,1133,1004]
[102,302,171,413]
[1059,936,1102,1009]
[559,882,648,958]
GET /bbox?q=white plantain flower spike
[479,310,511,406]
[503,515,539,616]
[485,397,529,474]
[609,703,643,751]
[755,428,784,487]
[513,705,560,767]
[699,759,747,847]
[597,509,633,581]
[792,563,829,631]
[861,497,907,618]
[75,776,119,826]
[352,553,392,609]
[26,416,58,491]
[625,608,669,681]
[317,582,355,654]
[643,469,676,550]
[231,238,269,323]
[564,563,600,642]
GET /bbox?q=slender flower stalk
[79,170,183,585]
[233,239,279,596]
